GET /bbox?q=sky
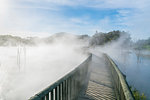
[0,0,150,40]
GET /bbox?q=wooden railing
[104,54,134,100]
[29,54,92,100]
[29,53,134,100]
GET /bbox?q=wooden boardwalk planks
[78,54,116,100]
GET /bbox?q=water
[111,51,150,99]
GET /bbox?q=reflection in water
[121,51,129,74]
[135,50,142,64]
[111,51,150,99]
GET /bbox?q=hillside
[0,33,90,46]
[89,30,131,47]
[0,31,130,47]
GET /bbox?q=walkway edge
[104,54,134,100]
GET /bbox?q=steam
[89,32,131,56]
[89,33,132,76]
[0,32,132,100]
[0,33,88,100]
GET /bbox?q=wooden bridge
[29,53,134,100]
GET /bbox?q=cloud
[22,0,149,9]
[0,0,150,39]
[70,18,88,24]
[0,0,11,28]
[115,6,150,40]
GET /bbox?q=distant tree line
[89,30,131,48]
[134,38,150,50]
[0,35,40,46]
[0,31,131,47]
[0,33,90,46]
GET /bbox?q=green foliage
[0,31,131,47]
[90,30,131,47]
[130,87,146,100]
[0,35,40,46]
[0,33,90,46]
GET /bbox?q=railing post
[66,80,68,100]
[73,78,75,99]
[55,87,58,100]
[46,93,49,100]
[68,78,71,100]
[59,84,62,100]
[70,77,72,100]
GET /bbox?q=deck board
[78,54,116,100]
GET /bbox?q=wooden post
[46,93,49,100]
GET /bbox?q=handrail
[104,54,134,100]
[29,54,92,100]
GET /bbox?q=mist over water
[89,34,150,99]
[0,34,88,100]
[90,37,150,99]
[0,32,150,99]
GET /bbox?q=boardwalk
[29,53,134,100]
[78,54,116,100]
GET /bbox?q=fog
[90,33,130,57]
[0,34,88,100]
[1,32,147,99]
[89,33,132,76]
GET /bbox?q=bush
[130,87,146,100]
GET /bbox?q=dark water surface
[110,51,150,99]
